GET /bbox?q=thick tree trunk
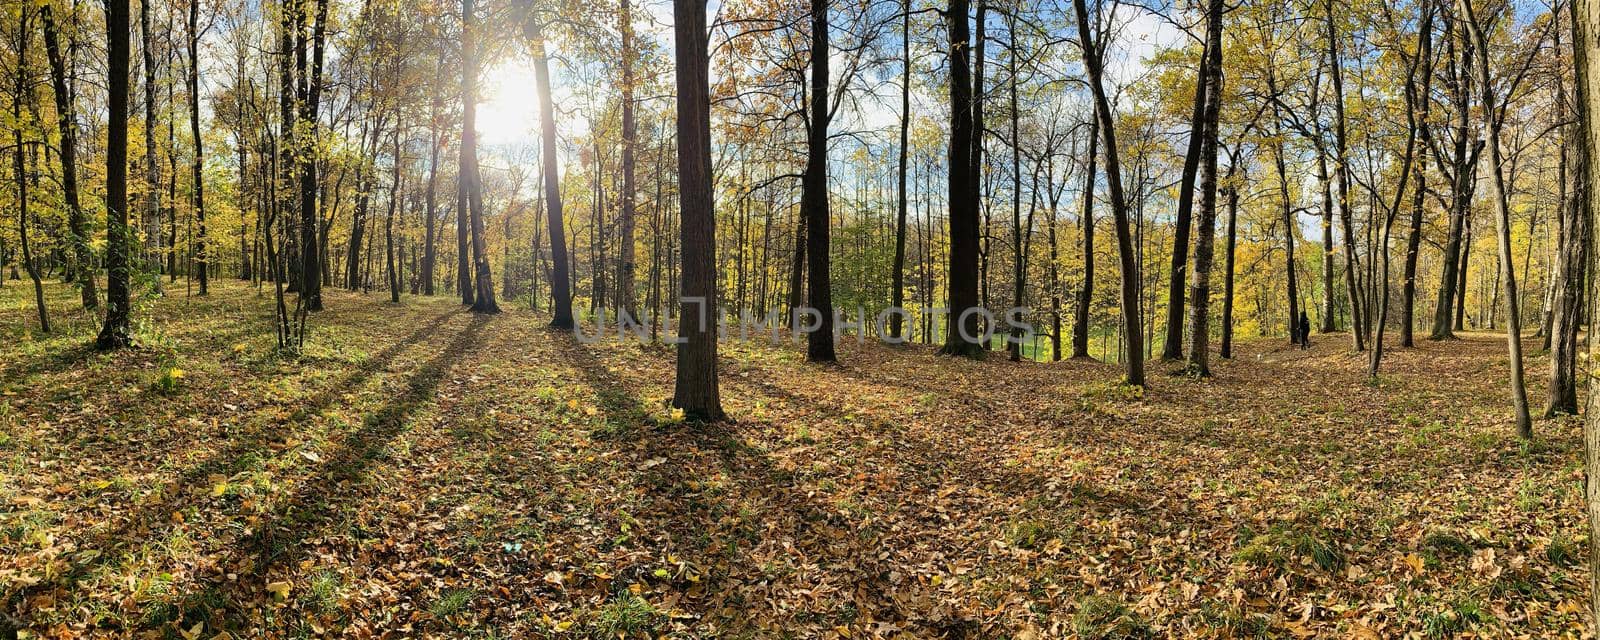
[299,0,329,310]
[1548,1,1586,417]
[455,19,474,308]
[456,159,473,302]
[1184,0,1223,376]
[1401,7,1435,348]
[1433,23,1476,340]
[941,0,984,358]
[462,0,498,313]
[618,0,639,323]
[1328,0,1364,350]
[1075,0,1144,386]
[1572,0,1600,625]
[98,0,133,349]
[530,20,574,328]
[1164,38,1211,361]
[671,0,724,420]
[1548,137,1587,416]
[890,0,911,341]
[803,0,836,362]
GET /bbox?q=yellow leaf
[265,581,291,601]
[1401,553,1424,575]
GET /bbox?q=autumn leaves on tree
[2,0,1587,441]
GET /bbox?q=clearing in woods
[0,280,1587,637]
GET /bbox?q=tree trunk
[1401,6,1435,348]
[1571,0,1600,625]
[890,0,911,341]
[1370,0,1430,378]
[1220,164,1239,359]
[1433,21,1476,340]
[974,0,988,348]
[1007,13,1026,362]
[423,92,441,296]
[41,3,96,310]
[1072,118,1098,359]
[98,0,133,349]
[530,19,574,328]
[1049,153,1062,361]
[1184,0,1223,376]
[617,0,639,323]
[1075,0,1143,386]
[141,0,162,285]
[671,0,724,420]
[275,0,294,290]
[1319,154,1335,331]
[298,0,329,310]
[1272,111,1300,345]
[590,140,607,313]
[1163,38,1211,361]
[387,129,402,303]
[188,0,208,295]
[15,9,49,333]
[941,0,984,358]
[1459,0,1531,437]
[462,0,498,313]
[1327,0,1363,350]
[803,0,836,362]
[1548,0,1586,417]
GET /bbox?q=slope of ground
[0,280,1588,638]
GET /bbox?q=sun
[477,59,542,147]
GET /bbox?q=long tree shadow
[195,313,492,631]
[4,317,278,417]
[0,292,276,386]
[723,356,1156,516]
[0,342,101,388]
[0,308,464,636]
[553,338,996,636]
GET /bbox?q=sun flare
[477,60,542,146]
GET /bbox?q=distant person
[1298,311,1312,350]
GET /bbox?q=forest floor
[0,279,1590,639]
